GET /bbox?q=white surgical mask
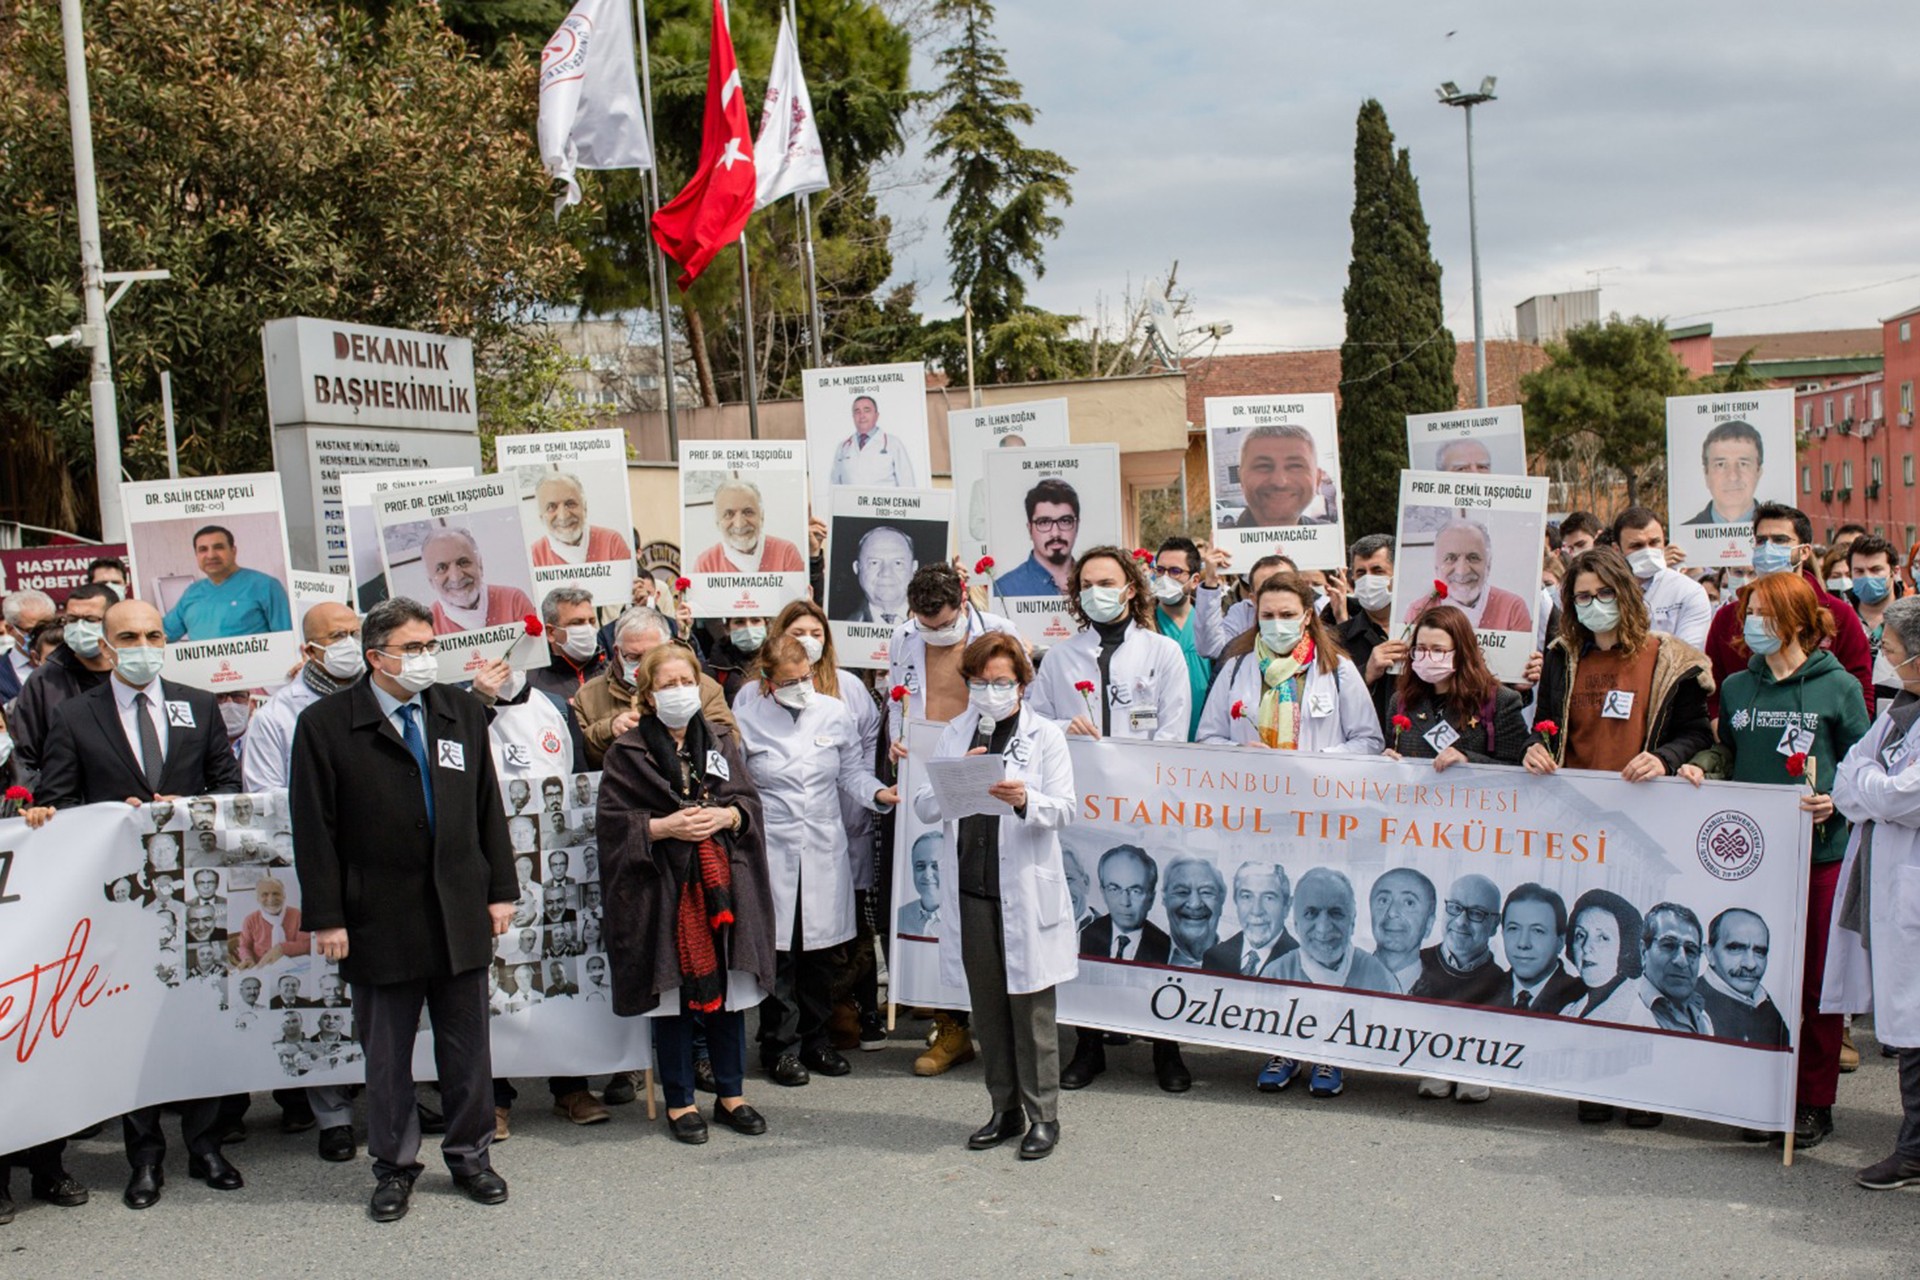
[1575,598,1621,634]
[0,731,13,766]
[1826,575,1854,595]
[1079,586,1127,624]
[113,643,165,686]
[219,701,252,739]
[559,627,600,662]
[796,634,824,664]
[1627,547,1665,581]
[315,638,365,680]
[1259,617,1304,652]
[1353,574,1393,613]
[64,618,104,658]
[730,624,766,653]
[652,684,701,729]
[968,683,1021,722]
[921,617,967,647]
[384,652,438,694]
[0,630,14,656]
[772,681,814,712]
[1150,574,1186,606]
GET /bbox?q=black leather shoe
[1059,1041,1105,1090]
[370,1175,413,1223]
[454,1169,509,1205]
[800,1045,851,1077]
[967,1111,1026,1151]
[1153,1044,1193,1094]
[318,1125,357,1163]
[712,1101,767,1135]
[31,1174,88,1207]
[0,1192,14,1226]
[668,1109,710,1145]
[602,1071,640,1106]
[280,1104,317,1135]
[694,1057,719,1094]
[417,1103,447,1135]
[123,1165,163,1210]
[1018,1120,1059,1160]
[765,1054,811,1087]
[188,1151,244,1191]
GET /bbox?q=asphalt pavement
[6,1019,1918,1277]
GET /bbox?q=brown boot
[552,1090,611,1125]
[1839,1023,1861,1073]
[828,1000,861,1052]
[914,1013,976,1077]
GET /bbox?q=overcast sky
[873,0,1920,354]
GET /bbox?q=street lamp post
[1437,76,1497,409]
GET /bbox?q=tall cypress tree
[1337,100,1457,541]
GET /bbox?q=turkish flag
[651,0,757,290]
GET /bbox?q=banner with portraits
[1666,389,1795,570]
[496,428,637,610]
[0,776,649,1154]
[677,442,811,621]
[801,362,931,520]
[120,474,300,690]
[374,475,540,682]
[982,445,1123,646]
[826,488,954,670]
[890,736,1810,1130]
[340,465,474,611]
[1405,405,1528,476]
[1390,470,1549,684]
[947,398,1071,563]
[1203,394,1344,573]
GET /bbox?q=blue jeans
[655,1009,745,1109]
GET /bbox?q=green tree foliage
[1335,101,1458,541]
[0,0,582,534]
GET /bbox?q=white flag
[538,0,653,213]
[752,12,830,211]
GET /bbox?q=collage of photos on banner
[103,793,364,1080]
[495,771,614,1013]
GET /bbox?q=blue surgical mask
[1855,574,1891,604]
[1751,542,1795,577]
[1742,615,1782,656]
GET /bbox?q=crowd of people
[5,496,1920,1225]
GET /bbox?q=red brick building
[1796,306,1920,548]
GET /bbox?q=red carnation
[1230,700,1245,720]
[1432,579,1449,600]
[1392,714,1412,732]
[1073,679,1098,719]
[674,576,691,593]
[4,785,30,803]
[973,556,995,575]
[890,685,909,703]
[1132,548,1153,562]
[522,614,544,636]
[1785,751,1808,779]
[1075,680,1095,693]
[1535,720,1559,738]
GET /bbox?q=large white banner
[1666,389,1795,570]
[496,428,637,610]
[0,775,649,1154]
[891,733,1809,1130]
[948,398,1070,563]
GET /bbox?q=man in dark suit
[291,596,516,1224]
[1495,884,1583,1014]
[1201,862,1299,975]
[1062,845,1192,1094]
[9,583,117,781]
[1,587,55,703]
[32,597,244,1209]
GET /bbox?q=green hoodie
[1693,647,1871,863]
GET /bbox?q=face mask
[620,657,644,686]
[1353,574,1393,613]
[0,630,14,656]
[113,643,165,686]
[1259,617,1304,652]
[1575,598,1621,634]
[1724,572,1753,593]
[220,701,252,739]
[384,652,438,694]
[559,628,600,662]
[1150,574,1187,606]
[0,731,13,766]
[1855,574,1891,604]
[1079,585,1127,624]
[969,683,1021,723]
[1742,615,1782,656]
[921,617,967,648]
[64,618,104,658]
[1411,650,1456,684]
[98,583,123,602]
[1751,542,1795,577]
[730,624,766,653]
[796,634,825,664]
[1826,576,1854,595]
[314,638,366,680]
[652,684,701,729]
[773,681,814,712]
[1627,547,1665,581]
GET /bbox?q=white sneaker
[1416,1077,1454,1099]
[1455,1083,1492,1104]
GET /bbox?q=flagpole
[722,0,760,439]
[787,0,825,369]
[632,0,678,451]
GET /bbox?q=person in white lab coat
[913,631,1076,1160]
[1196,573,1383,754]
[828,395,918,489]
[1611,507,1711,649]
[1027,546,1191,744]
[1190,551,1293,660]
[1826,595,1920,1189]
[736,635,896,1085]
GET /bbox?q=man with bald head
[1367,867,1437,993]
[422,526,536,635]
[693,478,806,574]
[1265,868,1398,991]
[528,471,632,567]
[1410,872,1506,1103]
[847,526,918,625]
[243,602,364,792]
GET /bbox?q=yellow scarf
[1255,636,1315,749]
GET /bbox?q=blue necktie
[398,704,436,837]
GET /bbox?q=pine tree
[926,0,1074,378]
[1337,101,1457,541]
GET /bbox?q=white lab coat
[1028,623,1191,741]
[886,606,1020,722]
[241,676,324,791]
[829,430,917,489]
[486,691,576,780]
[1196,650,1383,752]
[912,703,1079,994]
[736,690,889,952]
[1640,567,1712,650]
[1822,709,1920,1047]
[736,667,883,889]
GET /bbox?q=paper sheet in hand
[924,754,1012,819]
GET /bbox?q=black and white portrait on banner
[677,441,810,619]
[801,362,931,518]
[947,398,1070,563]
[1405,404,1529,476]
[1666,389,1795,569]
[827,487,954,670]
[982,444,1122,646]
[1203,394,1344,572]
[497,427,637,609]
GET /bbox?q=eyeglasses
[772,676,810,690]
[1571,588,1617,606]
[1155,565,1191,579]
[1444,901,1496,926]
[967,678,1019,692]
[1412,645,1455,660]
[1030,515,1079,533]
[379,642,440,658]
